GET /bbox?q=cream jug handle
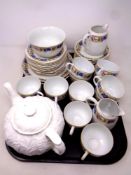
[45,128,66,155]
[82,32,91,48]
[103,24,109,31]
[93,76,102,86]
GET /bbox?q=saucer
[74,40,110,61]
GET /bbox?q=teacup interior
[44,76,68,97]
[73,57,94,73]
[16,76,41,96]
[99,98,120,118]
[81,123,113,156]
[69,80,94,101]
[64,101,92,127]
[102,75,125,98]
[28,26,65,47]
[97,59,119,72]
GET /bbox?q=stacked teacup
[24,26,71,82]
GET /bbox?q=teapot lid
[11,97,52,135]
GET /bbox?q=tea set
[3,25,125,161]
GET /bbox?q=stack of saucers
[74,24,110,64]
[23,26,71,82]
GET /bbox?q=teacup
[28,26,66,58]
[82,24,108,56]
[81,123,114,160]
[95,59,120,76]
[86,97,125,129]
[69,80,95,102]
[93,75,125,101]
[16,75,43,97]
[43,76,69,102]
[66,57,95,81]
[64,101,92,135]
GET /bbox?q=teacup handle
[81,150,89,160]
[93,76,102,86]
[86,96,98,106]
[45,128,66,155]
[82,32,91,48]
[36,91,44,96]
[96,68,104,76]
[69,126,75,135]
[54,96,58,103]
[66,63,74,72]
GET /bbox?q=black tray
[6,116,127,164]
[5,54,128,164]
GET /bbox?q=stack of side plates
[22,44,72,82]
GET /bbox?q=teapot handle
[45,128,66,155]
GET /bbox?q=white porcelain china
[4,82,66,156]
[95,87,104,100]
[95,59,120,76]
[16,75,43,97]
[81,123,114,160]
[93,75,125,100]
[86,98,125,129]
[29,46,64,62]
[92,107,117,130]
[74,40,110,64]
[82,24,108,56]
[64,101,92,135]
[66,57,94,80]
[25,44,67,64]
[44,76,69,102]
[28,26,66,58]
[69,80,95,102]
[27,64,69,82]
[23,53,72,82]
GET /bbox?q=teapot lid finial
[11,98,52,135]
[23,104,36,117]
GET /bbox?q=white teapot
[4,82,66,156]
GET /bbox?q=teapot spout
[103,24,109,31]
[4,82,23,105]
